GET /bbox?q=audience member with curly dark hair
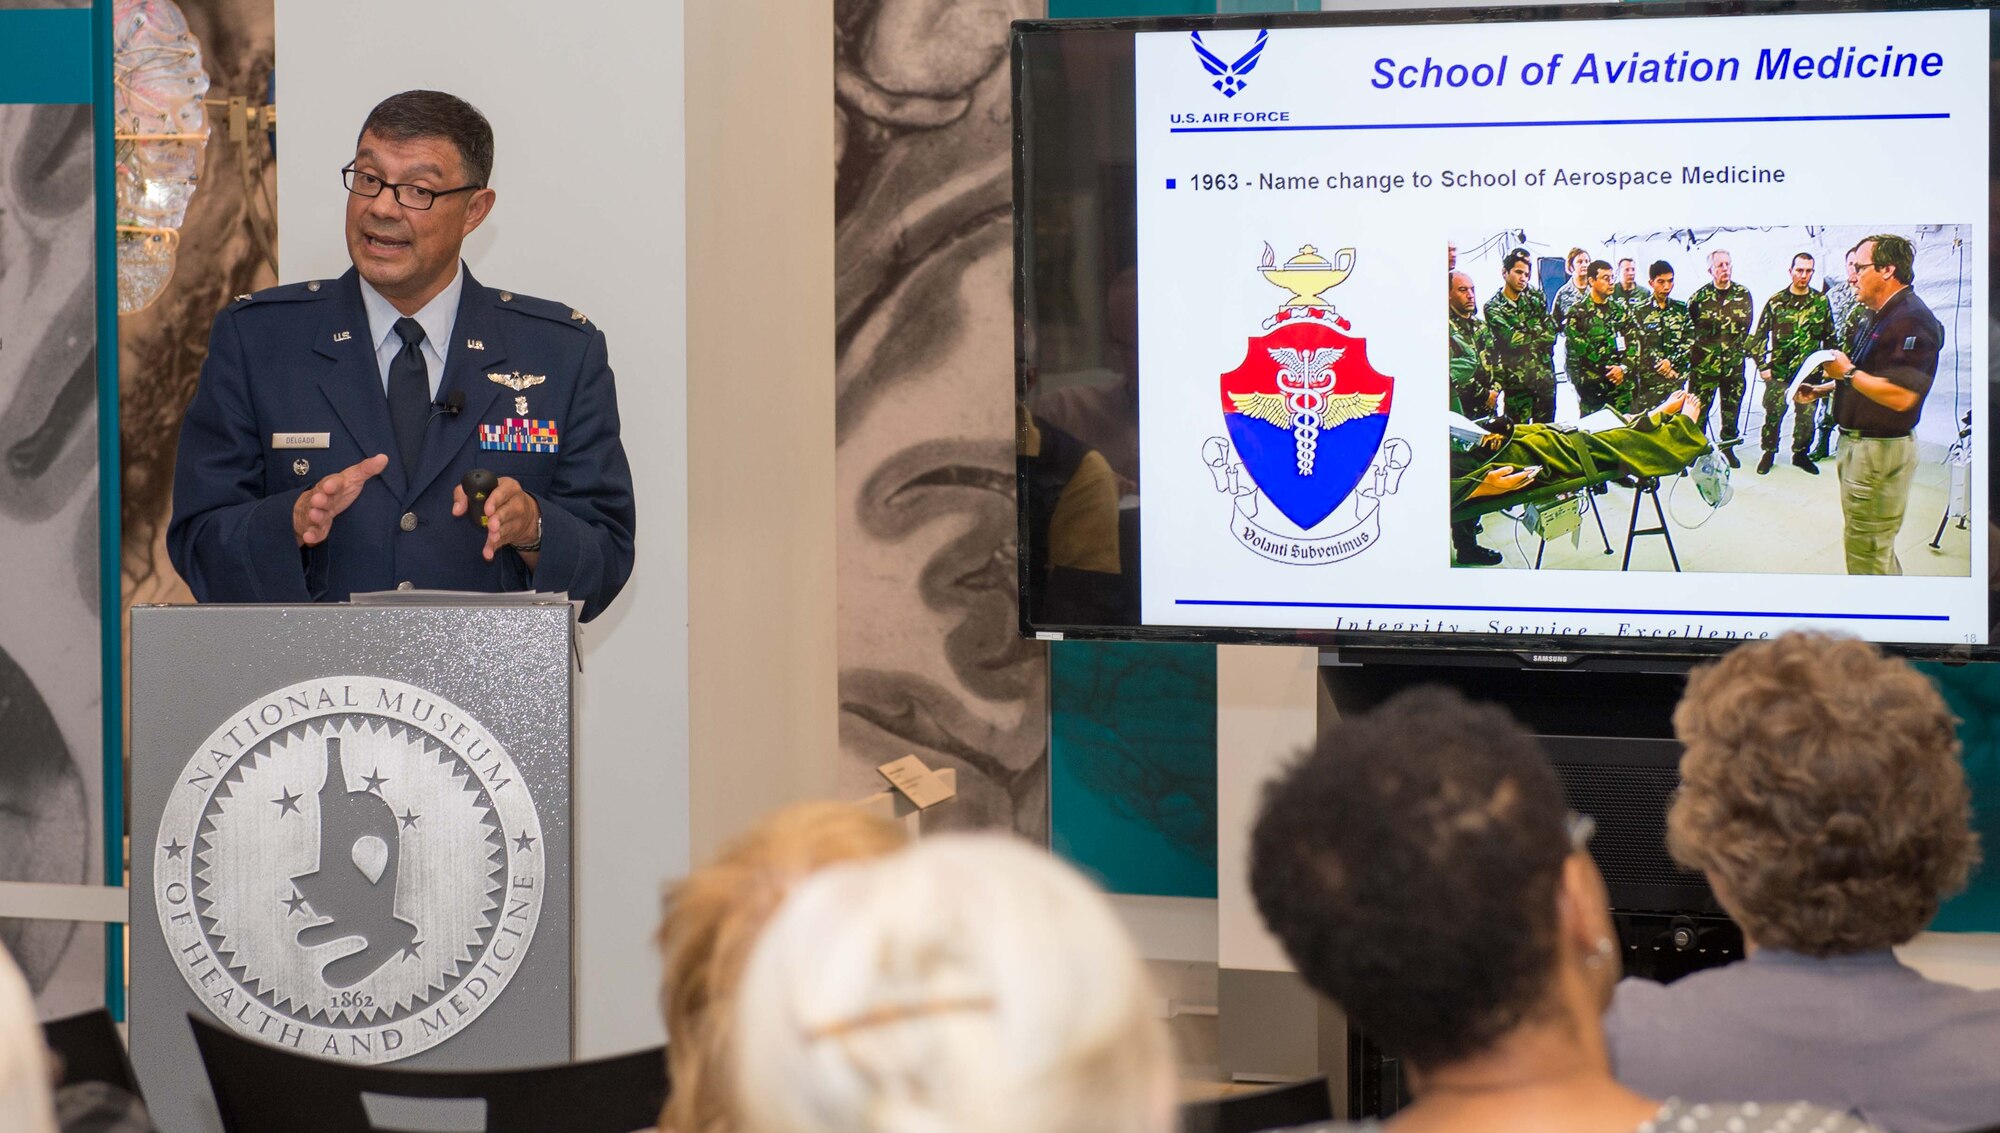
[1606,633,2000,1133]
[1251,686,1872,1133]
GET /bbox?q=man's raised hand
[293,454,390,547]
[453,475,542,562]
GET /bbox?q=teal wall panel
[0,10,93,104]
[1917,664,2000,932]
[1050,641,1218,897]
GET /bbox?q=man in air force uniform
[170,90,637,621]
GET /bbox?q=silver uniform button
[307,280,321,292]
[396,581,414,591]
[499,291,513,302]
[400,511,418,532]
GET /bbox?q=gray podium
[130,599,576,1133]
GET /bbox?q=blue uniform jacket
[168,267,636,621]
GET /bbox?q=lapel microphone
[429,390,466,423]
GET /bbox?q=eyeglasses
[1565,811,1596,853]
[341,166,481,211]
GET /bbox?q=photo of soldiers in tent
[1445,225,1975,577]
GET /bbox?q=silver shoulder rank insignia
[487,371,547,392]
[466,338,485,351]
[332,330,353,343]
[234,293,252,302]
[569,309,588,324]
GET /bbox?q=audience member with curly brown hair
[1605,633,2000,1133]
[1251,686,1871,1133]
[656,802,907,1133]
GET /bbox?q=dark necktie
[387,317,430,471]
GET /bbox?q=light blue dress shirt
[357,263,464,400]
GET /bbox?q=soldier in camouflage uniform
[1627,260,1694,409]
[1484,248,1560,423]
[1447,271,1493,417]
[1749,252,1838,475]
[1565,260,1639,415]
[1447,271,1502,565]
[1685,248,1755,467]
[1611,258,1645,306]
[1551,246,1592,326]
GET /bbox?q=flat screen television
[1013,0,1999,663]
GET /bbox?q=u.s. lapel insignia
[515,395,529,415]
[466,338,485,351]
[486,371,548,393]
[292,458,310,476]
[332,330,353,343]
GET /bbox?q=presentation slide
[1134,7,1988,646]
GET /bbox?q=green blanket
[1452,410,1711,509]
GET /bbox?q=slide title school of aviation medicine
[1371,44,1946,91]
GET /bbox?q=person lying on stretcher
[1454,390,1711,509]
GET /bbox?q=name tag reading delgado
[272,432,332,449]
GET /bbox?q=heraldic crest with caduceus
[1203,243,1410,565]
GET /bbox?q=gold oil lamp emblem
[1260,243,1356,307]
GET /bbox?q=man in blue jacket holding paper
[169,91,635,620]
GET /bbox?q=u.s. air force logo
[1203,243,1410,565]
[154,677,544,1064]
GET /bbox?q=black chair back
[189,1013,668,1133]
[1182,1076,1334,1133]
[42,1009,141,1096]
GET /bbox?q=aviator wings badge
[487,371,547,393]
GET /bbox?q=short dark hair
[1863,233,1916,285]
[1502,248,1532,275]
[1791,252,1816,268]
[1617,257,1634,267]
[1249,687,1570,1070]
[1649,260,1674,280]
[1587,259,1612,281]
[358,90,495,187]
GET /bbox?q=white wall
[275,0,689,1056]
[682,0,840,864]
[1217,645,1321,973]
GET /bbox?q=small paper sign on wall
[877,755,956,810]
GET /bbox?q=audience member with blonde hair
[656,801,907,1133]
[0,943,55,1133]
[730,834,1176,1133]
[1251,686,1871,1133]
[1606,633,2000,1132]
